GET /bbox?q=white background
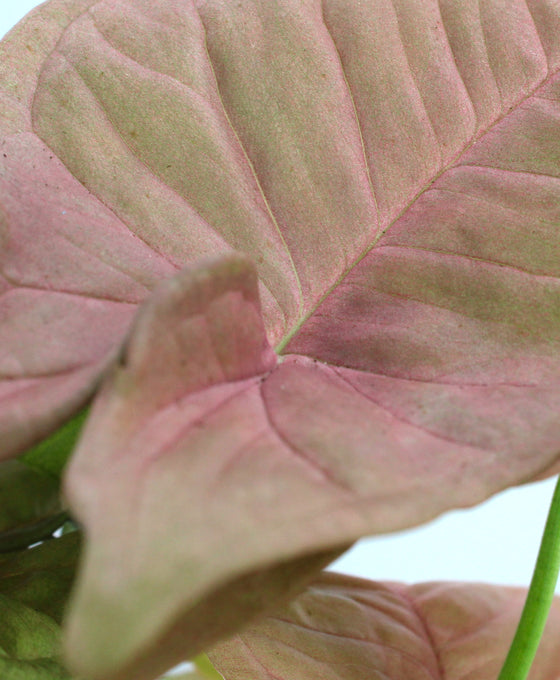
[2,0,559,606]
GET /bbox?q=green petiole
[497,475,560,680]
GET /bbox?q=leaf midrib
[274,64,560,354]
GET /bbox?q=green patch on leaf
[0,656,72,680]
[0,534,81,679]
[20,407,90,479]
[193,654,223,679]
[0,596,72,679]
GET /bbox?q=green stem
[497,475,560,680]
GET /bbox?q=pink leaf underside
[2,0,560,676]
[209,572,560,680]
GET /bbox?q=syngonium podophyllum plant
[4,0,560,678]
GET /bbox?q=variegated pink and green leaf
[209,572,560,680]
[2,0,560,679]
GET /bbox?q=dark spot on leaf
[117,349,128,368]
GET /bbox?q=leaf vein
[197,10,304,320]
[259,381,353,493]
[376,243,560,281]
[319,1,379,223]
[332,368,489,452]
[268,616,439,679]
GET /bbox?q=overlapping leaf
[61,253,347,679]
[209,572,560,680]
[2,0,560,679]
[0,460,66,553]
[0,532,80,680]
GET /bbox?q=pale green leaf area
[0,656,72,680]
[0,595,60,659]
[193,654,223,680]
[0,596,71,679]
[0,534,80,679]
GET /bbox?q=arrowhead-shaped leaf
[3,0,560,679]
[209,572,560,680]
[61,252,346,679]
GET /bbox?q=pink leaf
[62,253,346,679]
[209,572,560,680]
[2,0,560,678]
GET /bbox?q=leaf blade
[209,573,560,680]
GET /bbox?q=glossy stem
[497,475,560,680]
